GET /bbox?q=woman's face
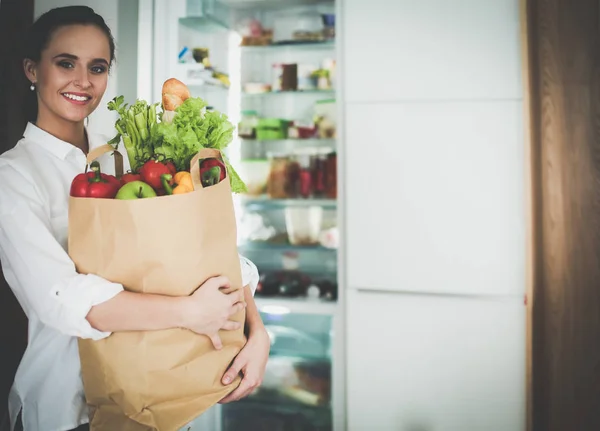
[24,24,111,125]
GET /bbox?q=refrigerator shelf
[240,40,335,53]
[242,89,335,98]
[256,296,337,316]
[239,196,337,210]
[240,137,336,145]
[239,241,337,252]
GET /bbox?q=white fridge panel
[345,102,525,295]
[345,101,525,296]
[346,289,526,431]
[342,0,522,102]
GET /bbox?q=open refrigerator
[137,0,344,429]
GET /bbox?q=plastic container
[285,206,323,245]
[238,159,270,196]
[238,110,259,139]
[257,118,289,140]
[314,99,337,139]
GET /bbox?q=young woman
[0,6,269,431]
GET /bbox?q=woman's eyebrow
[52,53,109,65]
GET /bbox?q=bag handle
[189,148,227,190]
[86,144,124,179]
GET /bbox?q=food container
[293,149,314,198]
[285,206,323,245]
[298,64,318,90]
[310,149,329,198]
[272,63,283,92]
[281,63,298,91]
[267,152,298,199]
[288,122,317,139]
[192,47,210,66]
[238,110,259,139]
[238,159,270,195]
[256,118,289,140]
[314,99,337,139]
[243,82,271,94]
[325,151,337,199]
[321,14,335,39]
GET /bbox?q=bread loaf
[162,78,190,111]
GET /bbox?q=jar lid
[241,110,258,116]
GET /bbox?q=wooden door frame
[520,0,535,430]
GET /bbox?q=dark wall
[0,0,33,417]
[527,0,600,430]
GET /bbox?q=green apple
[115,181,157,200]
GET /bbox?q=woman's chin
[61,109,93,124]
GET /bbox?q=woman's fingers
[228,301,245,318]
[227,289,245,305]
[221,320,242,331]
[209,333,223,350]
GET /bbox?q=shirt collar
[23,122,105,160]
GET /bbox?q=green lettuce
[151,97,246,193]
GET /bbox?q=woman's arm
[88,255,259,333]
[86,276,245,349]
[86,291,187,333]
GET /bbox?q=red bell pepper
[199,157,226,187]
[70,161,120,199]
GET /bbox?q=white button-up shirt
[0,123,259,431]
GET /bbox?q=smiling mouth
[62,93,92,103]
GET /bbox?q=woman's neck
[35,111,89,154]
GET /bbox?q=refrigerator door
[346,289,526,431]
[345,101,525,297]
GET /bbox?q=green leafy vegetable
[151,97,246,193]
[107,96,159,172]
[107,94,247,193]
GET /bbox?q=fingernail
[223,375,232,384]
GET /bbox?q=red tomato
[139,160,172,191]
[120,172,142,186]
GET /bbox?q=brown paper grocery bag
[68,147,246,431]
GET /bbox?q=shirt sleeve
[0,188,123,341]
[239,254,259,295]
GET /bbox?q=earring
[30,82,35,91]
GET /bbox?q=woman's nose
[73,69,92,89]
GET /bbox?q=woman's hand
[181,276,245,350]
[219,286,270,404]
[218,326,270,403]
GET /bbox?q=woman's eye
[58,61,74,69]
[91,65,107,74]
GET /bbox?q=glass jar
[267,153,289,199]
[310,149,329,198]
[325,151,337,199]
[267,153,300,199]
[293,149,314,199]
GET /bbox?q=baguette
[162,78,190,111]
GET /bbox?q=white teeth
[63,93,89,102]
